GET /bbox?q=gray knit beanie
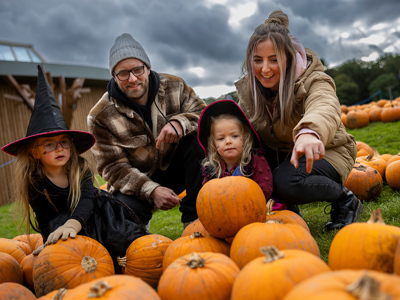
[109,33,151,74]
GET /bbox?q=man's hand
[45,219,82,245]
[290,133,325,173]
[151,186,181,210]
[155,121,183,149]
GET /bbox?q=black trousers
[114,134,204,224]
[263,147,344,205]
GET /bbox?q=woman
[235,10,362,231]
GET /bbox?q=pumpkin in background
[0,252,23,284]
[0,282,36,300]
[33,235,115,297]
[387,153,400,166]
[381,105,400,122]
[283,269,400,300]
[340,104,348,114]
[329,209,400,273]
[13,234,43,253]
[231,247,330,300]
[117,234,172,288]
[344,162,383,202]
[0,238,26,263]
[386,160,400,191]
[265,199,310,232]
[355,154,387,178]
[162,232,230,271]
[181,219,210,237]
[379,153,393,163]
[368,106,382,122]
[345,109,369,129]
[356,141,374,157]
[158,252,240,300]
[196,176,267,239]
[340,112,347,126]
[20,253,37,291]
[61,275,161,300]
[230,221,320,269]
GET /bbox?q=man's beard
[119,78,149,102]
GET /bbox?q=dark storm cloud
[0,0,399,97]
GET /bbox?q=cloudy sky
[1,0,399,98]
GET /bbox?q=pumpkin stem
[346,271,390,300]
[266,220,282,224]
[266,199,275,216]
[52,288,67,299]
[365,154,373,161]
[260,246,285,263]
[190,232,204,239]
[117,256,127,267]
[367,209,386,225]
[186,252,205,269]
[88,280,112,298]
[81,256,98,273]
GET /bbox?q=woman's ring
[313,151,320,155]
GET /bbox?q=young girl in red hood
[197,99,286,211]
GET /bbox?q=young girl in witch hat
[197,99,286,211]
[2,65,147,261]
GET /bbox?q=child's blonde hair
[202,114,254,178]
[13,135,95,234]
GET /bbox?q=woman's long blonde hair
[202,114,254,178]
[242,10,298,127]
[13,135,94,234]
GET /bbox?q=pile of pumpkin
[2,175,400,299]
[346,141,400,203]
[341,97,400,129]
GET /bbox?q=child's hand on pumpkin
[46,219,82,244]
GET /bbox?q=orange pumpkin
[329,209,400,273]
[162,232,230,271]
[284,269,400,300]
[355,154,387,178]
[117,234,172,288]
[386,160,400,191]
[158,252,240,300]
[62,275,161,299]
[20,253,37,291]
[196,176,267,239]
[13,234,43,253]
[346,109,369,129]
[368,106,382,122]
[379,153,393,163]
[33,235,115,297]
[0,252,23,284]
[0,238,26,263]
[356,141,374,157]
[344,162,383,201]
[340,112,347,126]
[387,153,400,166]
[265,199,310,232]
[0,282,36,299]
[36,288,68,299]
[381,105,400,122]
[231,247,330,300]
[230,221,320,269]
[340,105,348,114]
[181,219,210,237]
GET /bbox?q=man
[87,33,206,228]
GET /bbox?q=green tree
[333,74,359,105]
[368,73,399,100]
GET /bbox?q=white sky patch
[203,0,228,8]
[359,34,386,45]
[371,23,386,31]
[361,52,380,62]
[341,32,350,39]
[228,2,257,27]
[189,67,205,78]
[194,84,234,99]
[383,45,395,53]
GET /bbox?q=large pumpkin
[0,238,26,263]
[284,270,400,300]
[0,282,36,299]
[33,235,115,297]
[230,221,320,269]
[231,247,330,300]
[381,105,400,122]
[61,275,161,299]
[355,154,387,178]
[346,109,369,129]
[117,234,172,288]
[386,160,400,191]
[13,234,43,253]
[162,232,230,271]
[20,253,37,291]
[196,176,267,239]
[328,209,400,273]
[0,252,23,284]
[158,252,240,300]
[344,162,383,201]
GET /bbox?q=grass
[1,121,399,263]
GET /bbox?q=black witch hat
[2,65,95,156]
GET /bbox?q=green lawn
[1,120,399,263]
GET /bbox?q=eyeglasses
[114,65,145,81]
[37,138,73,152]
